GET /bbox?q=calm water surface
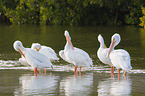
[0,25,145,96]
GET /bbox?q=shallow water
[0,25,145,95]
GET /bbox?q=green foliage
[124,0,142,25]
[0,0,145,25]
[2,0,39,24]
[139,7,145,28]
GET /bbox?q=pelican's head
[111,33,121,47]
[13,40,23,51]
[31,43,41,51]
[13,40,25,58]
[98,34,107,49]
[64,30,71,40]
[98,34,104,43]
[106,33,121,59]
[64,30,74,49]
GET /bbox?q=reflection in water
[97,75,132,96]
[14,73,60,95]
[60,72,93,95]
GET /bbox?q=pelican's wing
[19,56,30,66]
[25,48,53,68]
[110,49,132,70]
[70,47,93,66]
[40,46,59,60]
[59,50,72,63]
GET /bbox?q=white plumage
[109,49,132,71]
[19,43,41,66]
[19,56,29,66]
[13,40,53,75]
[65,47,93,67]
[39,45,59,61]
[59,30,93,73]
[23,48,53,69]
[97,34,114,75]
[97,34,113,66]
[19,43,59,66]
[59,50,72,63]
[106,33,132,77]
[31,43,59,61]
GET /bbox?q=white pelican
[97,34,114,75]
[31,43,59,62]
[106,33,132,79]
[59,30,93,75]
[19,43,41,66]
[19,43,59,66]
[13,40,53,76]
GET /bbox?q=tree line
[0,0,145,26]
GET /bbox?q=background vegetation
[0,0,145,26]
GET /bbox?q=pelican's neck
[98,35,105,49]
[64,41,71,51]
[100,40,104,48]
[111,33,121,48]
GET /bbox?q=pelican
[19,43,41,66]
[59,30,93,75]
[19,43,59,66]
[31,43,59,62]
[106,33,132,79]
[13,40,53,76]
[97,34,114,75]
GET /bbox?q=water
[0,25,145,95]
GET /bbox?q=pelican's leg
[34,68,38,76]
[118,69,120,80]
[79,66,81,76]
[39,69,41,74]
[111,66,113,78]
[124,70,126,77]
[74,66,78,73]
[111,66,113,75]
[113,67,115,74]
[112,67,115,78]
[124,70,127,80]
[44,69,47,74]
[74,66,78,76]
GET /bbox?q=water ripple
[0,60,145,74]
